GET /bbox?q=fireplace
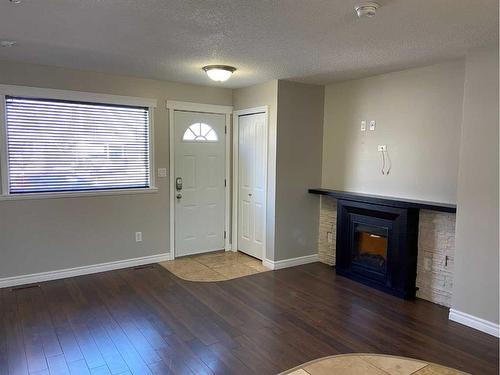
[352,224,388,276]
[336,199,419,299]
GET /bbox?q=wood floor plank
[46,354,70,375]
[67,359,92,375]
[0,262,497,375]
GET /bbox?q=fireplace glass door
[352,223,388,276]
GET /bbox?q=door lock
[176,177,183,191]
[176,193,182,199]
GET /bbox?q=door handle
[248,193,252,197]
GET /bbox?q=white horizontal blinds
[5,96,150,194]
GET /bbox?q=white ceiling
[0,0,497,88]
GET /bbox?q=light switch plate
[360,120,367,131]
[157,168,167,178]
[135,232,143,242]
[369,120,376,130]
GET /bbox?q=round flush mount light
[355,1,380,18]
[0,40,16,47]
[202,65,236,82]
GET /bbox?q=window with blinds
[4,96,151,194]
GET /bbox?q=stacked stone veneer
[317,196,456,307]
[318,197,337,266]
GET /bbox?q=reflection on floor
[281,354,468,375]
[159,250,270,281]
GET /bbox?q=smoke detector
[355,2,380,18]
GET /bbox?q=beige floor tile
[159,259,210,276]
[287,370,310,375]
[191,250,228,261]
[413,364,468,374]
[160,251,270,282]
[180,268,227,282]
[362,355,428,375]
[235,252,256,263]
[246,260,271,272]
[212,263,260,278]
[194,252,240,267]
[304,356,387,375]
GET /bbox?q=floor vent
[11,284,40,291]
[132,265,155,271]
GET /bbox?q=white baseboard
[0,252,171,289]
[263,254,319,270]
[449,308,500,337]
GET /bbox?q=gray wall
[233,80,324,262]
[274,81,324,261]
[452,45,499,324]
[322,60,465,204]
[233,81,279,260]
[0,60,232,278]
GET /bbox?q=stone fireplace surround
[315,193,456,308]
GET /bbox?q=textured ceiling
[0,0,497,88]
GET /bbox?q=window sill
[0,187,159,201]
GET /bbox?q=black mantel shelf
[308,188,456,213]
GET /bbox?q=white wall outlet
[327,232,333,243]
[377,145,387,152]
[157,168,167,178]
[369,120,376,130]
[135,232,143,242]
[360,120,367,131]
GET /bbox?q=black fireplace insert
[335,199,419,299]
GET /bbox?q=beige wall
[0,60,232,278]
[233,81,278,260]
[275,80,324,260]
[452,45,499,324]
[322,60,465,204]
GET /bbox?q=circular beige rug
[280,354,469,375]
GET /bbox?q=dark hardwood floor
[0,262,498,375]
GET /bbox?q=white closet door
[238,113,266,259]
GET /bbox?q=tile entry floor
[159,250,270,281]
[281,354,468,375]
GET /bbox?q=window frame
[0,84,158,200]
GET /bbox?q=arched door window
[183,123,218,142]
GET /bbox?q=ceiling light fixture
[202,65,236,82]
[0,40,16,47]
[355,1,380,18]
[9,0,22,4]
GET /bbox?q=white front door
[174,111,226,257]
[238,113,267,259]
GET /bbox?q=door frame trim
[167,100,233,260]
[232,106,269,260]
